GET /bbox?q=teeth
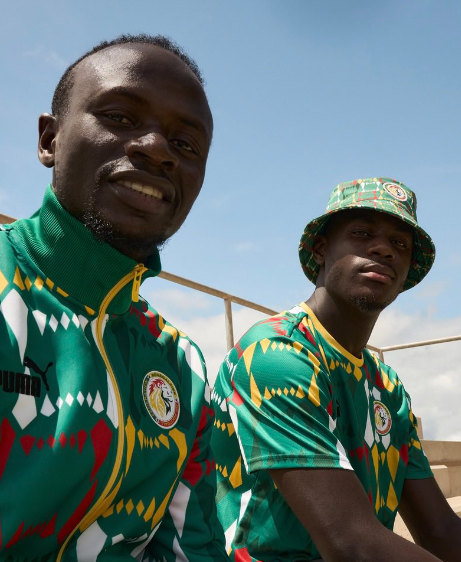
[117,180,163,200]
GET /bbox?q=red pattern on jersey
[234,546,255,561]
[90,419,113,481]
[0,419,15,482]
[400,443,408,465]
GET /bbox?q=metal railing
[2,211,461,360]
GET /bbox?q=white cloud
[24,47,68,70]
[146,288,212,315]
[413,280,448,301]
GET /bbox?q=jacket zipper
[56,263,148,561]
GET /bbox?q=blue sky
[2,1,461,438]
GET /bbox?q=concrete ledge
[432,465,451,497]
[447,495,461,516]
[422,440,461,465]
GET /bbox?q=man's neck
[305,288,381,358]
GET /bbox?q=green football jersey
[212,303,432,562]
[0,186,227,561]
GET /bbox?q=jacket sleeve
[145,387,229,561]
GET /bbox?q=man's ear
[38,113,57,168]
[312,234,328,266]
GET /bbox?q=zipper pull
[132,264,145,303]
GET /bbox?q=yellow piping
[57,264,147,560]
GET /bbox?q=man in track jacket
[0,34,227,561]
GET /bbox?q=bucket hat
[298,177,435,291]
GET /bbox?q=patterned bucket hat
[298,177,436,291]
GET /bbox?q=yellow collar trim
[298,302,364,367]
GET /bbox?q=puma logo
[24,356,53,392]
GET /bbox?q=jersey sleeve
[228,334,353,473]
[146,382,228,561]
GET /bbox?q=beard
[80,204,169,257]
[56,160,171,260]
[348,292,396,313]
[327,262,402,314]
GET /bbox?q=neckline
[9,185,161,315]
[299,302,364,367]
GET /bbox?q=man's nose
[367,235,394,259]
[125,133,179,169]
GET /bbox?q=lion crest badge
[142,371,180,428]
[374,400,392,436]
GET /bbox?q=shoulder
[233,304,311,354]
[0,222,24,278]
[222,305,326,389]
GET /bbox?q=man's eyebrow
[94,86,211,141]
[95,86,149,107]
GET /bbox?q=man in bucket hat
[212,177,461,561]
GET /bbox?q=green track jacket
[0,186,227,561]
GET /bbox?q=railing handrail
[2,211,460,359]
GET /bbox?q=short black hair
[51,33,205,117]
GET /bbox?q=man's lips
[360,263,396,283]
[108,171,175,204]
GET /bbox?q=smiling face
[314,209,413,313]
[38,43,213,261]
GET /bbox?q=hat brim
[298,203,435,291]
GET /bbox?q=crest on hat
[383,182,407,202]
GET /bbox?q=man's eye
[171,139,195,152]
[105,113,132,125]
[352,230,370,237]
[393,239,408,249]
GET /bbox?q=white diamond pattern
[32,310,47,336]
[86,392,93,406]
[41,395,56,416]
[12,394,37,429]
[65,392,74,406]
[77,391,84,405]
[72,314,80,328]
[56,397,63,409]
[93,391,104,413]
[49,315,58,332]
[60,312,70,330]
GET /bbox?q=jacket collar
[10,185,161,315]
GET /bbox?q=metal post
[224,298,234,351]
[379,350,384,363]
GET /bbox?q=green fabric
[0,188,226,561]
[11,185,161,315]
[298,177,436,291]
[212,303,432,562]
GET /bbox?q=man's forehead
[74,43,201,90]
[66,42,212,138]
[327,208,414,234]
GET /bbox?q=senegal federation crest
[383,182,407,202]
[142,371,180,428]
[374,400,392,436]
